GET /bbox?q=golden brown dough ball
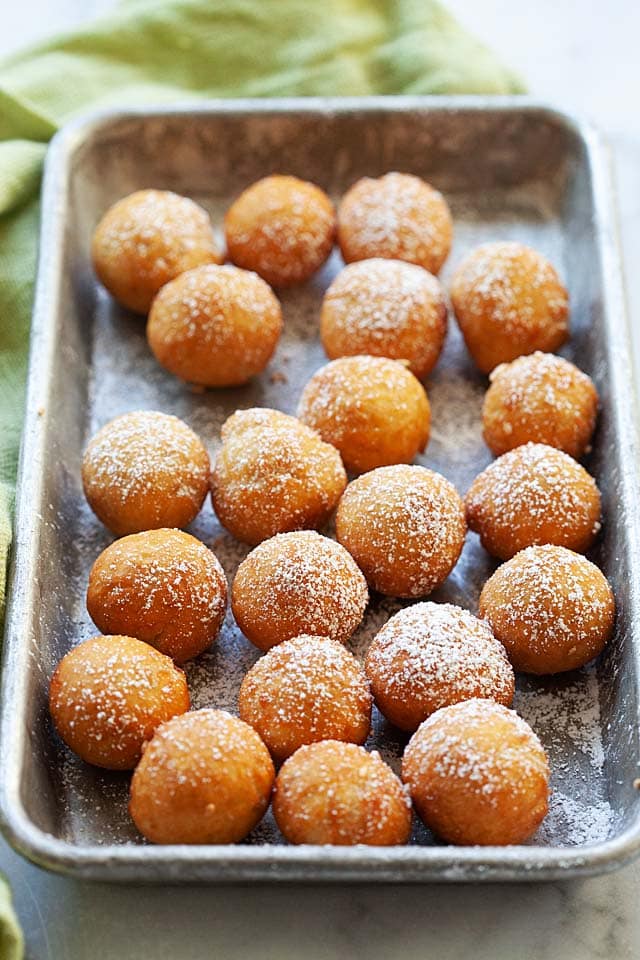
[336,465,466,598]
[337,172,452,275]
[232,531,367,651]
[238,635,372,762]
[224,175,336,287]
[483,352,598,458]
[273,741,411,846]
[129,709,274,844]
[479,545,615,674]
[82,411,210,536]
[465,442,601,561]
[147,264,282,388]
[86,529,227,664]
[320,259,447,379]
[365,602,514,732]
[211,408,346,545]
[402,699,550,845]
[450,242,569,374]
[297,356,430,474]
[49,635,189,770]
[92,190,222,314]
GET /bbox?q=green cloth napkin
[0,1,520,954]
[0,878,21,960]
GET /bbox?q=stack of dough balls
[147,264,282,387]
[238,634,372,762]
[231,531,368,651]
[86,529,228,663]
[92,189,222,314]
[336,464,466,597]
[320,259,447,379]
[337,172,452,275]
[479,545,615,674]
[81,410,210,536]
[451,241,569,374]
[212,408,346,544]
[225,174,336,287]
[465,442,601,560]
[402,699,550,846]
[298,356,430,474]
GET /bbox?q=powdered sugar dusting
[82,410,208,509]
[336,465,466,597]
[239,635,371,757]
[483,351,598,456]
[338,173,452,274]
[320,258,447,376]
[451,240,568,334]
[465,442,602,557]
[225,175,335,285]
[232,531,368,647]
[404,699,549,808]
[366,602,514,726]
[480,545,614,669]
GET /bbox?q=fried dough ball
[297,356,430,474]
[336,465,466,598]
[147,264,282,388]
[238,635,372,762]
[211,408,346,545]
[365,602,514,732]
[450,242,569,374]
[479,545,615,674]
[273,741,411,846]
[86,529,227,664]
[337,172,452,275]
[49,635,189,770]
[129,709,275,844]
[232,531,367,651]
[82,411,210,536]
[465,442,601,561]
[92,190,222,314]
[224,175,336,287]
[402,699,550,845]
[483,352,598,458]
[320,259,447,379]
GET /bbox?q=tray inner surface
[19,108,639,851]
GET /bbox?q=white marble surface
[2,2,640,957]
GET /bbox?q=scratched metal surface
[2,98,640,882]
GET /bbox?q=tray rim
[2,95,640,883]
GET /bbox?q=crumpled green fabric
[0,876,22,960]
[0,2,521,953]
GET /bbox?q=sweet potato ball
[92,189,222,314]
[273,741,412,846]
[49,635,189,770]
[450,242,569,374]
[297,356,430,475]
[465,442,602,560]
[402,699,550,846]
[337,172,452,275]
[479,545,615,674]
[211,408,346,545]
[81,411,210,536]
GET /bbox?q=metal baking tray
[2,97,640,883]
